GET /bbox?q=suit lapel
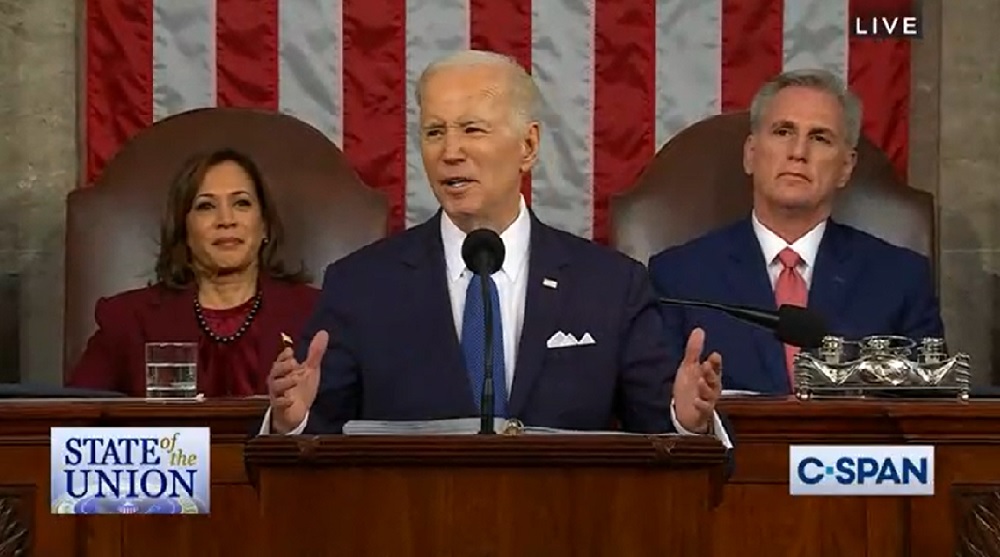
[808,221,856,335]
[507,216,571,417]
[723,219,788,393]
[400,213,477,412]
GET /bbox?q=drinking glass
[145,342,198,399]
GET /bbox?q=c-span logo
[50,427,210,514]
[790,445,934,496]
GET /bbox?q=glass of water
[145,342,198,399]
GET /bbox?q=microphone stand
[478,270,495,435]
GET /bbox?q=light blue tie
[461,273,508,418]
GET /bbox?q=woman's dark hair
[154,148,309,289]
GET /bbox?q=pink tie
[774,248,808,384]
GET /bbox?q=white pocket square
[546,331,596,349]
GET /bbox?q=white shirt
[441,196,531,396]
[751,211,826,289]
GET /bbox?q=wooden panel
[121,484,264,557]
[954,487,1000,557]
[0,493,30,556]
[717,397,1000,557]
[0,444,78,556]
[0,399,268,557]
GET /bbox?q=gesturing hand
[266,330,329,434]
[671,328,722,433]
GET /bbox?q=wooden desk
[715,397,1000,557]
[0,399,267,557]
[5,398,1000,556]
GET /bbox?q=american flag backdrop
[84,0,912,243]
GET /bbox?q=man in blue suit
[649,69,944,395]
[263,50,729,444]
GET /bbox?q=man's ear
[742,134,755,175]
[837,148,857,190]
[520,121,540,173]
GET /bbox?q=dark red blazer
[67,275,319,397]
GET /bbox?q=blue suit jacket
[297,211,678,434]
[648,218,945,395]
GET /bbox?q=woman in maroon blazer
[67,148,320,397]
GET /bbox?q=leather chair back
[64,108,387,374]
[610,111,935,271]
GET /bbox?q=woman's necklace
[193,290,262,343]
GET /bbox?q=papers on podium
[343,418,506,435]
[342,418,643,435]
[721,389,766,397]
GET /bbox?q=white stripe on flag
[278,0,344,145]
[654,0,722,148]
[783,0,849,82]
[404,0,470,228]
[152,0,216,122]
[531,0,595,239]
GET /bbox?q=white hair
[415,49,541,130]
[749,68,863,147]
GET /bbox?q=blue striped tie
[461,273,508,418]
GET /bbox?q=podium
[245,434,728,556]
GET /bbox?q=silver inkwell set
[793,335,971,401]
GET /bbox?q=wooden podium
[244,434,728,556]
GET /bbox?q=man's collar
[441,196,531,281]
[751,210,827,268]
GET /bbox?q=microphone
[658,297,829,349]
[461,229,505,435]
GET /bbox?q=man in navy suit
[263,49,729,444]
[649,69,944,395]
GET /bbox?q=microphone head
[461,228,505,275]
[776,305,829,348]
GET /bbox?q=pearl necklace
[194,291,262,344]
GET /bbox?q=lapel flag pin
[542,278,558,289]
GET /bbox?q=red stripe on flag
[216,0,279,109]
[470,0,533,205]
[848,0,912,181]
[342,0,407,233]
[593,0,656,245]
[720,0,783,112]
[85,0,154,186]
